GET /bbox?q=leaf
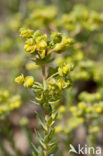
[36,115,47,132]
[32,152,36,156]
[38,147,44,156]
[31,100,39,105]
[46,116,52,128]
[49,99,60,105]
[48,140,57,147]
[47,145,56,155]
[36,131,46,149]
[48,128,55,139]
[31,143,38,155]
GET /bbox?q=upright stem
[44,151,47,156]
[42,64,46,90]
[42,64,47,156]
[42,64,46,81]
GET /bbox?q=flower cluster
[24,5,58,29]
[0,90,21,118]
[71,60,95,80]
[58,63,73,77]
[20,29,74,59]
[15,74,34,88]
[70,91,103,118]
[79,91,101,103]
[62,4,103,34]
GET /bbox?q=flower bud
[20,117,28,126]
[59,106,66,113]
[55,125,63,133]
[33,30,43,40]
[58,63,73,76]
[94,106,102,114]
[23,76,34,88]
[91,126,99,133]
[39,50,46,59]
[57,79,65,89]
[78,102,86,110]
[24,44,36,53]
[62,37,74,47]
[53,43,64,52]
[26,39,34,45]
[15,74,24,84]
[86,107,93,113]
[20,28,34,38]
[50,32,62,44]
[37,40,47,50]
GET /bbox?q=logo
[69,144,101,155]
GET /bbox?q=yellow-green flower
[20,28,34,38]
[94,106,102,114]
[55,125,63,133]
[91,126,99,133]
[24,44,36,53]
[37,40,47,50]
[23,76,34,88]
[78,102,86,110]
[59,106,66,113]
[15,74,24,84]
[58,63,73,76]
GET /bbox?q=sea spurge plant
[15,29,74,155]
[0,90,21,119]
[62,4,103,34]
[70,91,103,146]
[79,91,101,103]
[71,60,95,80]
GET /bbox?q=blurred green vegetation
[0,0,103,155]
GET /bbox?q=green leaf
[48,140,57,147]
[47,145,56,155]
[49,99,60,105]
[31,101,40,105]
[32,152,36,156]
[36,115,47,132]
[31,143,38,155]
[48,128,55,139]
[36,131,46,149]
[38,147,44,156]
[46,116,53,128]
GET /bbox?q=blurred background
[0,0,103,156]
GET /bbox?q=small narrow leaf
[31,143,38,155]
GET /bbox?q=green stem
[42,64,46,90]
[47,72,58,80]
